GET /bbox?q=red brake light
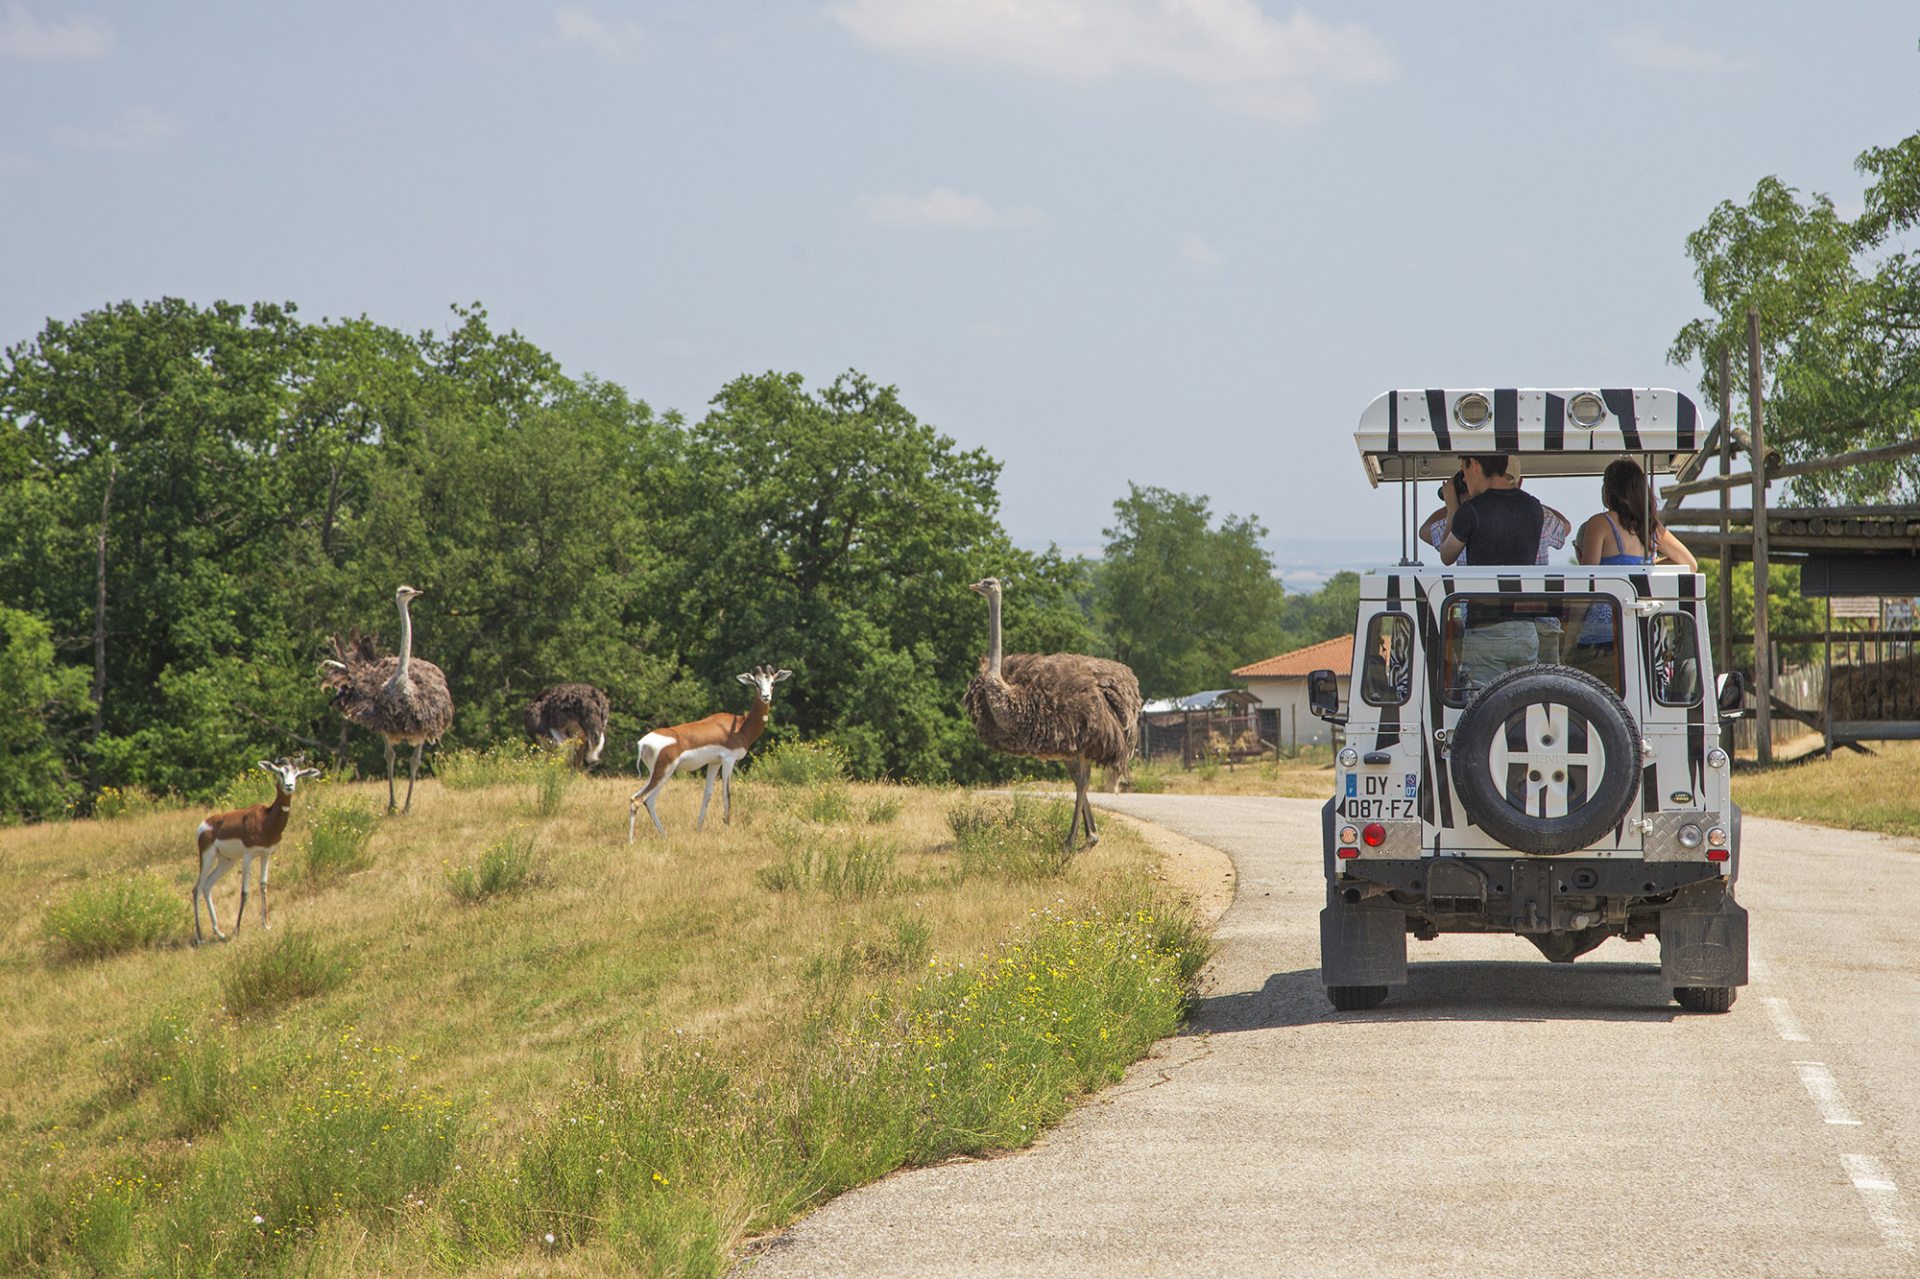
[1362,823,1386,847]
[1337,847,1360,860]
[1706,848,1729,863]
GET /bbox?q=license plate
[1337,797,1417,821]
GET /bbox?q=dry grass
[1732,739,1920,840]
[1118,748,1335,799]
[0,768,1206,1277]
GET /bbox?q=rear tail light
[1337,847,1360,860]
[1362,823,1386,847]
[1706,848,1729,863]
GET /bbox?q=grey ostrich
[963,576,1142,851]
[321,585,455,813]
[525,682,610,767]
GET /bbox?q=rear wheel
[1327,985,1389,1012]
[1674,985,1736,1013]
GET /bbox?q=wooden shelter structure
[1662,317,1920,760]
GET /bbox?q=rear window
[1440,594,1622,705]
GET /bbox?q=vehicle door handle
[1362,752,1392,765]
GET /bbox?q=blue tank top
[1578,514,1650,645]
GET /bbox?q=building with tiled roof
[1232,634,1355,749]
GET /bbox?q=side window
[1361,614,1413,705]
[1650,613,1703,705]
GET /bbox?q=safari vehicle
[1307,388,1749,1013]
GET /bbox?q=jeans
[1459,620,1540,692]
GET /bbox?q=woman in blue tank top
[1572,459,1699,652]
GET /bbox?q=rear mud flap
[1659,898,1750,987]
[1320,903,1408,987]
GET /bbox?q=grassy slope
[1732,739,1920,840]
[0,770,1206,1277]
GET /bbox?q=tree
[1096,485,1287,698]
[0,607,92,822]
[1670,130,1920,503]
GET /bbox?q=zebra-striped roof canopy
[1356,388,1706,486]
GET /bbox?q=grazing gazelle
[193,758,319,944]
[628,665,791,840]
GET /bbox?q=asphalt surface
[742,795,1920,1279]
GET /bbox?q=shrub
[1127,762,1169,794]
[864,794,903,825]
[945,794,1072,880]
[447,833,540,904]
[757,837,896,898]
[532,760,574,817]
[751,739,849,787]
[42,874,181,959]
[803,784,852,824]
[436,741,548,791]
[221,931,351,1017]
[92,785,173,821]
[303,801,378,879]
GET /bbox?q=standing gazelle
[628,665,791,840]
[193,758,319,944]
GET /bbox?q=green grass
[757,837,898,898]
[531,761,575,816]
[304,801,380,879]
[2,778,1214,1278]
[435,741,551,791]
[220,931,353,1017]
[447,832,541,903]
[41,874,182,959]
[947,794,1073,880]
[1734,739,1920,839]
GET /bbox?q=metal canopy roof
[1355,388,1706,486]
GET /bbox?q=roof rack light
[1568,391,1607,428]
[1453,392,1492,430]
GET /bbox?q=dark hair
[1464,454,1510,478]
[1602,458,1655,545]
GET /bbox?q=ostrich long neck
[985,591,1004,679]
[394,596,414,684]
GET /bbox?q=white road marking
[1760,995,1810,1042]
[1792,1061,1864,1126]
[1841,1154,1913,1251]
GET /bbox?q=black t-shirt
[1450,487,1543,566]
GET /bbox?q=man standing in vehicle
[1439,454,1545,689]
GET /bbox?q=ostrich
[963,576,1142,851]
[525,683,610,767]
[321,585,455,814]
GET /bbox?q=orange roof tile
[1232,634,1354,679]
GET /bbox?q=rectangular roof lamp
[1355,388,1705,486]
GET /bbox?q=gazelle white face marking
[258,760,319,795]
[736,666,792,703]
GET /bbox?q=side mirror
[1716,671,1747,717]
[1308,669,1343,723]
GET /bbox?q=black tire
[1327,985,1389,1011]
[1449,664,1640,855]
[1674,986,1736,1013]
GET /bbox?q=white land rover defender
[1307,388,1750,1014]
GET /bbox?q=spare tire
[1449,664,1640,854]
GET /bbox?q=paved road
[744,795,1920,1278]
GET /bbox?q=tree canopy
[1671,129,1920,503]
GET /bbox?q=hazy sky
[3,2,1915,581]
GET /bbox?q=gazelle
[193,758,319,944]
[628,665,791,840]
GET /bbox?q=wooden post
[1748,309,1773,764]
[1716,346,1734,684]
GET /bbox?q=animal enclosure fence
[1139,710,1276,769]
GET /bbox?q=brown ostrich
[525,682,610,767]
[963,576,1142,851]
[321,585,455,813]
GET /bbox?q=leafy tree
[1671,130,1920,503]
[1096,485,1287,697]
[0,607,93,821]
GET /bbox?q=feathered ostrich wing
[525,683,610,740]
[964,652,1139,770]
[322,629,454,743]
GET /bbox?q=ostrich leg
[1064,760,1092,853]
[405,743,424,813]
[384,741,398,813]
[1081,763,1100,848]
